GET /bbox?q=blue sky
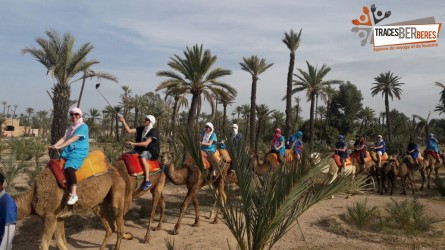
[0,0,444,121]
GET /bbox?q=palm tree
[434,101,445,116]
[76,69,118,108]
[240,56,274,151]
[25,107,35,135]
[216,89,236,136]
[157,44,235,128]
[358,106,375,137]
[85,108,101,138]
[22,29,103,149]
[255,104,274,153]
[371,71,404,143]
[282,29,302,140]
[157,86,189,152]
[291,61,342,146]
[435,81,445,103]
[235,106,243,120]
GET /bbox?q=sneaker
[141,181,152,191]
[67,194,78,205]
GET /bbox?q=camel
[160,151,230,235]
[14,153,167,249]
[420,153,444,189]
[113,157,167,243]
[389,156,417,195]
[309,153,356,185]
[251,152,281,176]
[14,166,126,250]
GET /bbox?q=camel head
[160,151,174,166]
[308,152,322,165]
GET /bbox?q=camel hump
[118,153,160,176]
[48,150,110,189]
[218,149,231,163]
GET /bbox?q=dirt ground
[12,168,445,250]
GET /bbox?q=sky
[0,0,444,121]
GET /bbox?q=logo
[351,4,441,52]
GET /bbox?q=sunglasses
[144,119,150,122]
[70,113,80,117]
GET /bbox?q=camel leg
[426,168,432,189]
[171,187,199,235]
[328,171,337,185]
[143,187,163,243]
[155,194,165,231]
[54,219,68,250]
[401,176,407,195]
[419,169,425,190]
[207,195,217,220]
[192,194,200,227]
[92,205,114,250]
[212,178,227,224]
[408,172,416,194]
[40,216,58,250]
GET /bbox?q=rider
[353,134,367,172]
[287,131,303,161]
[425,133,441,163]
[335,134,348,174]
[120,115,160,191]
[271,128,286,163]
[200,122,218,176]
[49,107,89,205]
[372,135,386,168]
[406,137,419,164]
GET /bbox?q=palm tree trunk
[309,94,316,147]
[285,52,295,139]
[188,93,200,128]
[170,99,179,152]
[250,77,258,153]
[223,104,228,136]
[255,118,262,154]
[50,84,71,158]
[385,94,392,143]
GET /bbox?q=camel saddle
[48,150,110,189]
[285,149,293,162]
[331,154,353,168]
[218,149,231,163]
[350,150,372,164]
[118,153,160,176]
[200,151,221,169]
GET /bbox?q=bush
[347,198,379,230]
[385,198,444,235]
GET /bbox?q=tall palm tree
[434,81,445,103]
[358,106,375,137]
[157,44,235,128]
[76,69,118,108]
[371,71,404,143]
[434,101,445,116]
[22,29,103,149]
[235,106,242,120]
[294,96,302,127]
[85,108,101,138]
[291,61,342,146]
[255,104,274,154]
[240,56,274,151]
[25,107,34,135]
[157,86,189,152]
[282,29,302,140]
[216,88,236,135]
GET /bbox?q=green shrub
[347,198,379,230]
[385,198,444,235]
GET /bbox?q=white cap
[145,115,156,125]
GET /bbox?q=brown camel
[421,153,444,189]
[14,155,167,249]
[113,158,167,243]
[252,152,280,176]
[309,153,356,184]
[14,166,126,250]
[389,156,417,195]
[160,151,230,235]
